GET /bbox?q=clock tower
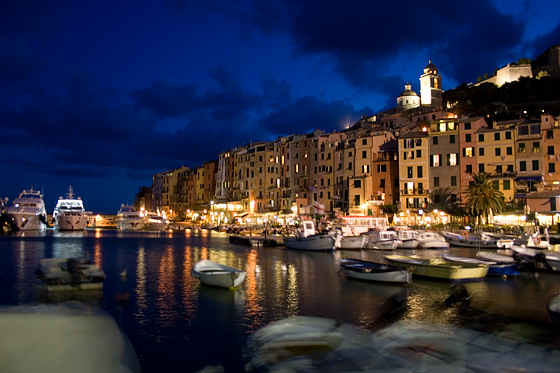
[419,60,442,109]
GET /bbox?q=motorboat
[416,231,449,249]
[52,186,88,231]
[514,231,551,249]
[388,227,419,249]
[441,253,520,276]
[476,250,516,263]
[441,231,514,249]
[35,256,106,291]
[363,229,402,250]
[339,258,412,283]
[5,187,47,231]
[191,259,246,289]
[284,219,341,251]
[243,316,377,372]
[333,229,368,250]
[333,215,388,235]
[116,204,144,230]
[0,302,140,373]
[385,254,489,281]
[142,213,168,231]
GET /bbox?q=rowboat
[339,258,412,283]
[385,255,489,281]
[191,260,246,289]
[441,253,520,276]
[510,246,560,272]
[35,257,106,291]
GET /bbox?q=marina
[1,229,560,372]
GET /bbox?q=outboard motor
[535,251,553,271]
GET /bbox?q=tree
[464,173,506,226]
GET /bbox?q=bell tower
[419,60,442,109]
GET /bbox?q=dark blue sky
[1,0,559,213]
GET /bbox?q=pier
[229,234,284,247]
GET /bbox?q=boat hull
[340,259,412,283]
[338,235,367,250]
[385,255,489,281]
[55,213,87,231]
[192,260,247,288]
[7,213,47,231]
[116,219,144,230]
[284,234,335,251]
[35,257,106,291]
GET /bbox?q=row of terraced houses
[135,54,560,222]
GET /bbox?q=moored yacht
[364,229,402,250]
[116,204,144,230]
[6,187,48,231]
[52,186,88,231]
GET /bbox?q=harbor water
[1,229,560,372]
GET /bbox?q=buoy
[462,231,468,239]
[120,269,127,278]
[255,265,261,273]
[281,264,288,271]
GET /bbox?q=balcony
[488,171,516,178]
[400,188,428,196]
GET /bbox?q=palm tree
[464,173,506,226]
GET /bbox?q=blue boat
[441,253,520,277]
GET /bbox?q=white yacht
[116,204,144,230]
[6,188,48,231]
[52,186,88,231]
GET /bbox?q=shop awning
[236,212,250,218]
[514,176,542,182]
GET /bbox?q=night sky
[1,0,559,213]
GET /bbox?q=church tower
[419,60,442,109]
[396,83,420,111]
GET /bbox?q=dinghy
[340,258,412,283]
[191,260,246,289]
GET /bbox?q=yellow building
[398,129,430,212]
[475,125,516,203]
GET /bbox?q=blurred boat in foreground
[340,258,412,283]
[0,302,140,373]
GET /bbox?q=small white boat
[333,230,368,250]
[515,232,551,249]
[35,256,106,291]
[284,220,341,251]
[5,187,48,231]
[364,230,402,250]
[116,204,144,230]
[340,258,412,283]
[52,186,88,231]
[389,228,419,249]
[191,260,246,288]
[416,231,449,249]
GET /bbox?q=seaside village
[91,47,560,235]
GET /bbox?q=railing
[400,188,428,195]
[488,171,516,178]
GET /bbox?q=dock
[229,234,285,247]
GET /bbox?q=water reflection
[286,264,299,317]
[157,246,178,326]
[245,249,264,332]
[134,247,148,323]
[182,245,197,328]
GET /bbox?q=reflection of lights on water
[273,261,286,319]
[95,230,101,238]
[286,264,299,317]
[182,245,197,327]
[245,249,264,332]
[135,247,148,321]
[93,242,102,269]
[157,247,179,326]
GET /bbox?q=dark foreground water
[2,229,560,372]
